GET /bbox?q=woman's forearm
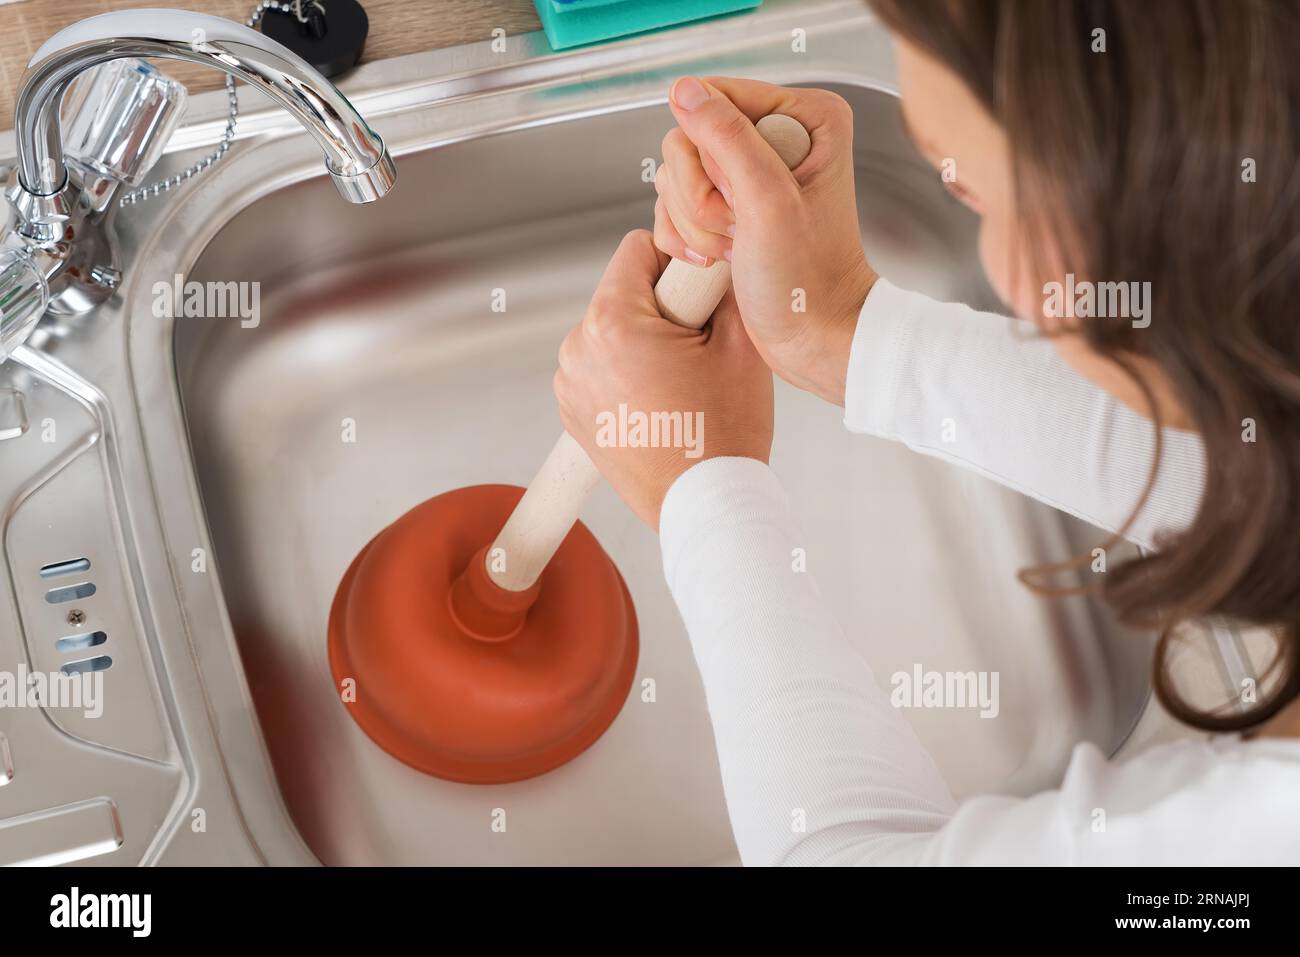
[841,279,1205,551]
[659,456,958,865]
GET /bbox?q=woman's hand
[555,230,774,529]
[655,76,877,406]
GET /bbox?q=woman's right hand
[656,76,877,405]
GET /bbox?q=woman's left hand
[555,230,774,529]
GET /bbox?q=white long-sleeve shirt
[659,278,1300,865]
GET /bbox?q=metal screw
[67,609,86,626]
[89,265,122,290]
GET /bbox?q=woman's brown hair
[867,0,1300,731]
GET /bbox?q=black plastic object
[259,0,369,79]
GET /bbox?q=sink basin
[172,79,1152,865]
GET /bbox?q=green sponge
[534,0,763,50]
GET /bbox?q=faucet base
[4,169,120,321]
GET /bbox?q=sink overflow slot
[44,582,96,604]
[39,558,91,579]
[57,631,108,653]
[61,656,112,676]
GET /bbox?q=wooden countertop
[0,0,543,123]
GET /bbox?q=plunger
[328,114,811,784]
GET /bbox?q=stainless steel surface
[0,0,1169,866]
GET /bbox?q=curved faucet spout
[14,8,395,203]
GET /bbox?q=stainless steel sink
[0,0,1158,866]
[173,77,1150,865]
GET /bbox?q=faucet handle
[61,59,188,189]
[0,249,49,364]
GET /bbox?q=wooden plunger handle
[486,114,812,592]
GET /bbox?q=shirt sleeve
[659,457,1297,865]
[659,457,1085,865]
[843,278,1204,551]
[659,456,958,865]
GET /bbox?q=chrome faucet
[1,8,396,360]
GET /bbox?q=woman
[553,0,1300,863]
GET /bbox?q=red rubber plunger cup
[327,484,638,785]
